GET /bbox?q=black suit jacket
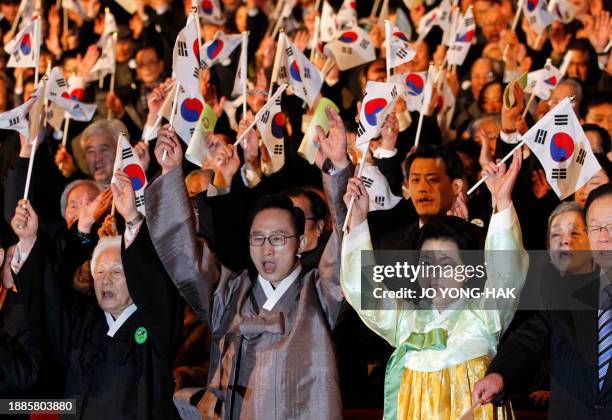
[489,272,612,419]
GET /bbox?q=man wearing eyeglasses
[143,113,350,419]
[474,182,612,419]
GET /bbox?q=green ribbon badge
[134,327,148,345]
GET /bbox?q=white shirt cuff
[11,239,36,275]
[343,220,371,255]
[500,131,519,144]
[373,147,398,159]
[240,165,262,188]
[488,204,517,236]
[247,8,259,17]
[124,218,144,247]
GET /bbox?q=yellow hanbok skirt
[397,356,513,420]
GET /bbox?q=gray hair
[91,236,122,274]
[557,78,583,105]
[547,201,585,245]
[60,180,104,218]
[80,118,129,150]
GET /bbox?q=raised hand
[154,125,183,174]
[212,144,241,189]
[343,177,369,230]
[472,374,504,405]
[483,148,523,211]
[133,141,151,171]
[313,106,349,171]
[110,170,138,222]
[77,188,113,234]
[77,45,100,78]
[531,169,551,199]
[11,200,38,249]
[587,11,611,53]
[106,92,125,119]
[447,192,469,221]
[55,146,77,178]
[237,112,260,166]
[380,112,399,152]
[501,83,525,133]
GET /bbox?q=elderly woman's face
[85,132,116,183]
[548,211,592,275]
[92,246,133,318]
[65,184,100,228]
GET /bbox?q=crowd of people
[0,0,611,419]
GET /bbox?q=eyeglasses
[585,222,612,237]
[248,234,299,247]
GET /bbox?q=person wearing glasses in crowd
[140,111,350,419]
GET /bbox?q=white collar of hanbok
[258,265,302,311]
[104,304,138,337]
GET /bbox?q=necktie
[598,285,612,390]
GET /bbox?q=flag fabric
[98,9,118,48]
[26,80,46,145]
[525,60,562,100]
[62,0,86,18]
[46,67,97,122]
[299,98,340,164]
[67,74,86,102]
[355,81,400,154]
[417,8,439,41]
[320,1,337,42]
[548,0,576,24]
[5,19,39,68]
[396,7,413,41]
[185,104,218,167]
[386,22,416,68]
[232,33,248,97]
[523,0,553,34]
[200,31,242,69]
[435,0,453,33]
[521,97,601,200]
[112,133,147,216]
[141,81,178,142]
[390,71,428,111]
[173,13,201,97]
[420,64,437,114]
[0,95,36,137]
[285,38,323,106]
[446,7,476,66]
[323,26,376,71]
[161,83,205,144]
[198,0,225,25]
[17,0,38,30]
[114,0,137,14]
[256,93,285,173]
[436,79,456,131]
[337,0,358,28]
[360,164,402,211]
[87,34,116,81]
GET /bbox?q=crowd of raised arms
[0,0,611,419]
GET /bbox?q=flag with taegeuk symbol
[112,133,147,216]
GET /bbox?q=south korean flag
[523,0,553,34]
[525,60,562,101]
[386,21,416,69]
[173,13,201,97]
[112,133,147,216]
[521,97,601,200]
[46,67,97,125]
[390,71,428,111]
[161,83,205,145]
[256,94,285,174]
[360,164,401,211]
[548,0,576,24]
[5,19,40,68]
[446,7,476,66]
[285,39,323,107]
[323,26,376,71]
[355,81,400,154]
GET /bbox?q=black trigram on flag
[529,16,536,24]
[534,129,547,145]
[279,66,287,79]
[260,110,270,124]
[357,121,366,137]
[341,46,352,55]
[189,127,195,136]
[9,116,20,126]
[56,78,67,88]
[177,41,188,57]
[361,176,374,188]
[576,148,586,165]
[122,147,134,160]
[359,39,370,50]
[274,96,281,106]
[391,86,398,99]
[465,17,474,26]
[304,67,311,79]
[286,47,294,57]
[396,49,408,59]
[554,114,568,126]
[135,195,145,208]
[192,67,200,79]
[552,168,567,179]
[375,196,385,206]
[273,144,283,155]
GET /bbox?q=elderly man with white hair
[9,170,183,419]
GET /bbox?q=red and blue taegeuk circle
[290,61,301,81]
[20,33,31,55]
[393,31,408,42]
[201,0,213,14]
[338,31,358,43]
[124,164,146,191]
[364,98,388,126]
[456,29,475,43]
[206,39,224,60]
[550,132,574,163]
[544,75,557,86]
[527,0,539,12]
[193,39,201,62]
[180,98,204,122]
[271,113,284,138]
[70,88,85,101]
[405,74,424,96]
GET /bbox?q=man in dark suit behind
[473,183,612,419]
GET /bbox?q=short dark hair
[417,216,483,251]
[283,188,329,222]
[583,123,611,155]
[584,183,612,220]
[585,92,612,112]
[248,194,306,236]
[406,144,465,181]
[135,43,162,62]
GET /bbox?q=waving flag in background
[386,22,416,69]
[446,7,476,66]
[5,18,40,68]
[324,26,376,71]
[173,13,201,97]
[200,31,242,68]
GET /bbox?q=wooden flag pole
[467,141,524,195]
[107,32,118,120]
[369,0,381,20]
[242,31,249,118]
[503,0,524,63]
[234,84,288,146]
[7,0,25,40]
[342,156,367,232]
[268,30,285,98]
[162,81,182,161]
[61,116,71,147]
[414,63,435,149]
[310,16,320,63]
[385,19,391,82]
[522,91,536,119]
[33,17,41,85]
